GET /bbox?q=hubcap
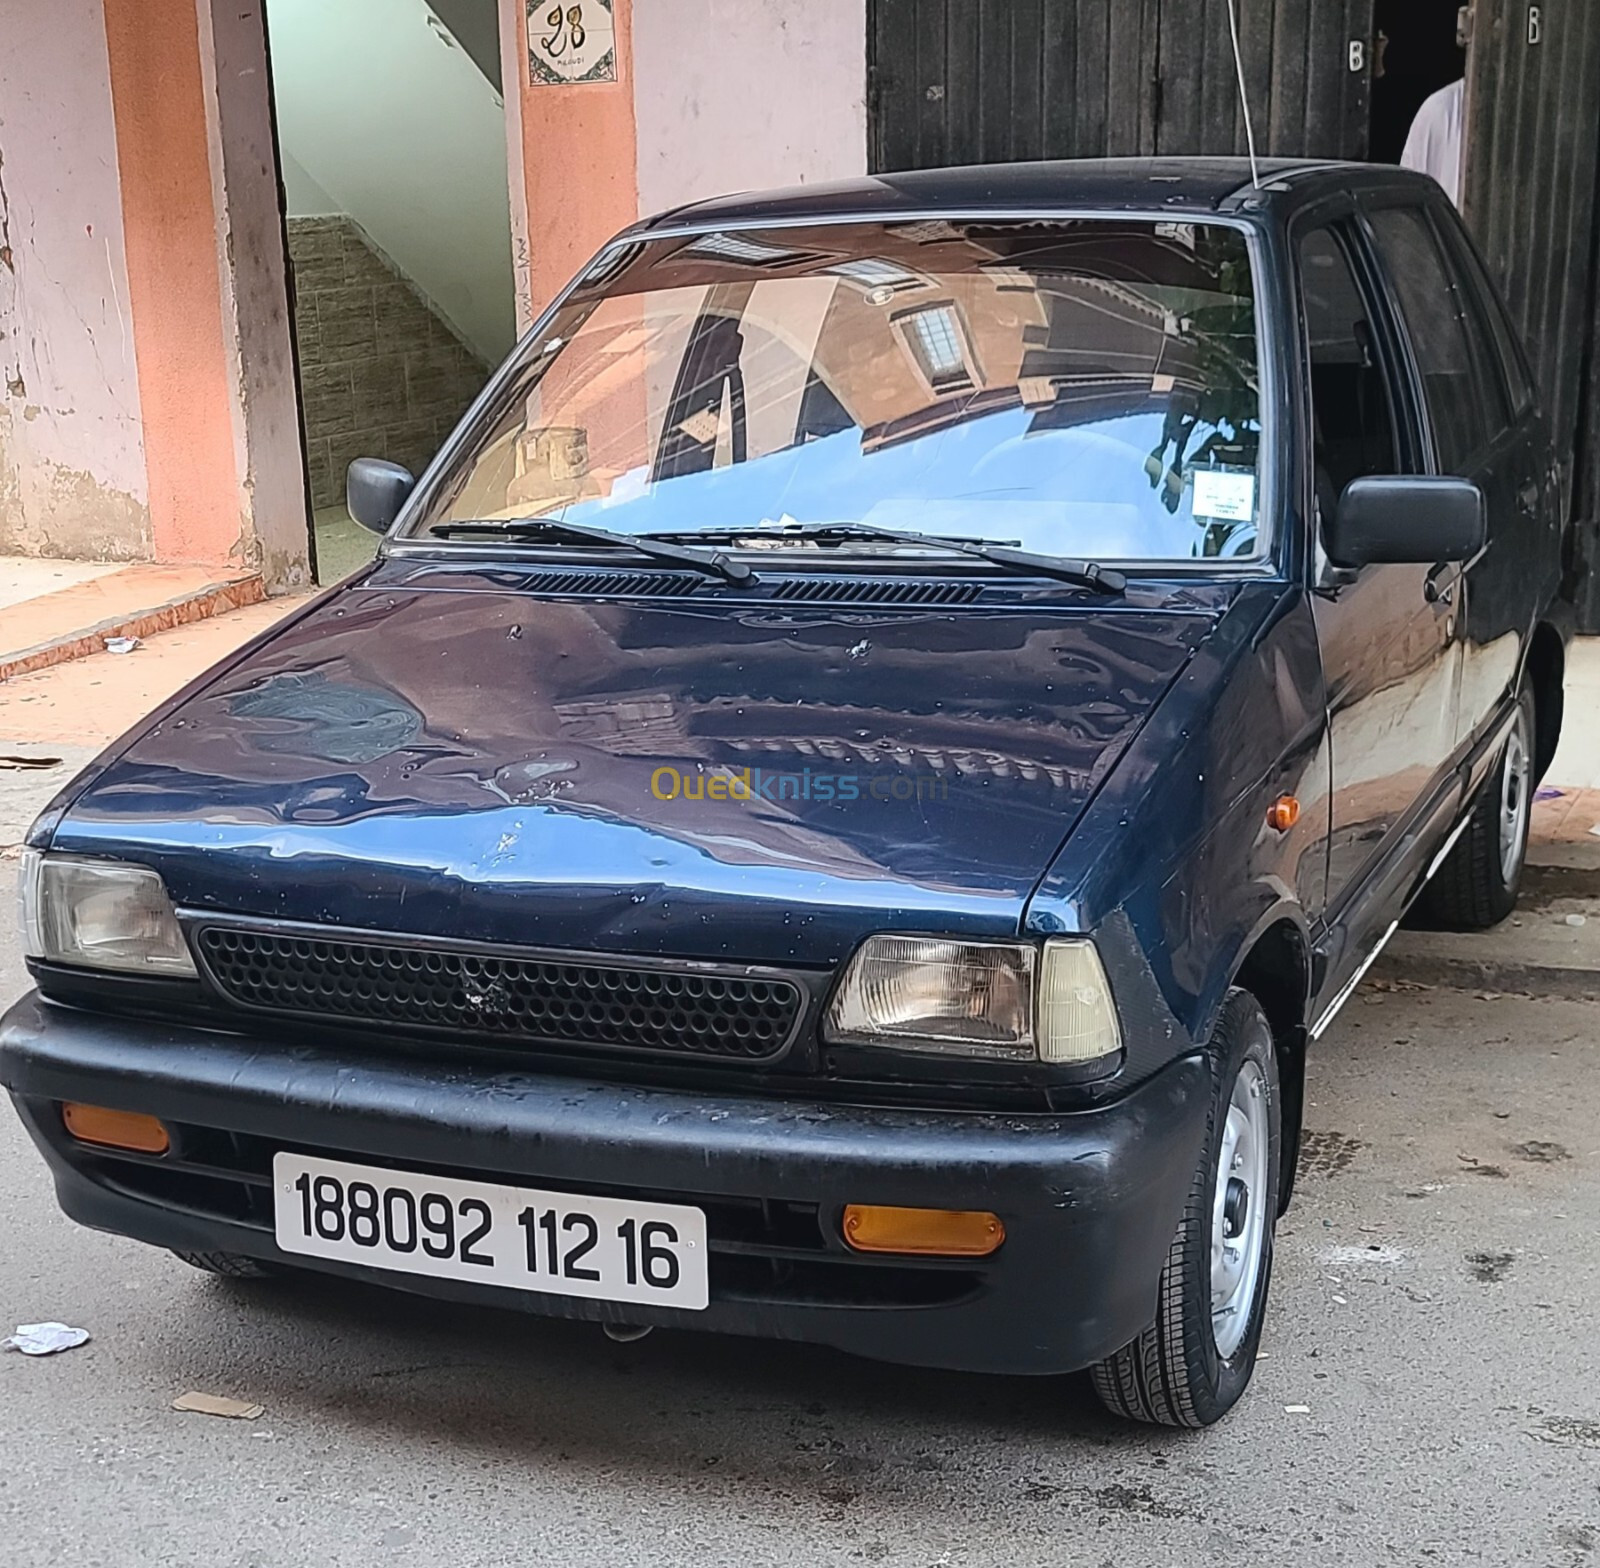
[1210,1059,1269,1359]
[1499,708,1532,886]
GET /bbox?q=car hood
[49,564,1225,966]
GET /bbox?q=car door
[1423,201,1560,750]
[1360,199,1530,754]
[1296,217,1463,920]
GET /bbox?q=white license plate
[272,1153,709,1310]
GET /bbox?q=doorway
[261,0,517,583]
[1371,0,1467,165]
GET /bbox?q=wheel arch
[1228,915,1311,1215]
[1525,621,1565,784]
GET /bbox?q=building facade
[3,1,1598,623]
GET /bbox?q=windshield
[406,218,1266,562]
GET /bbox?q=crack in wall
[0,145,14,272]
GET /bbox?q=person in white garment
[1402,77,1465,205]
[1400,7,1470,206]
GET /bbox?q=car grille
[194,927,804,1062]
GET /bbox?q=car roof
[631,157,1442,235]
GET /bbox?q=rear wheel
[1416,683,1535,931]
[1090,989,1281,1427]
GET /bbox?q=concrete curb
[1523,860,1600,901]
[1372,948,1600,998]
[0,575,265,683]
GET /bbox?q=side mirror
[1325,476,1485,568]
[346,457,416,535]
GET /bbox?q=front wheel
[1090,989,1281,1427]
[171,1249,274,1279]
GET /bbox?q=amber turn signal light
[61,1103,170,1155]
[1266,794,1301,832]
[841,1204,1005,1257]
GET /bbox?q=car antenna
[1225,0,1262,189]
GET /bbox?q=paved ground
[2,764,1599,1564]
[0,596,308,748]
[3,623,1600,1564]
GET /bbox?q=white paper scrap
[3,1322,90,1356]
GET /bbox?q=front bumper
[1,991,1208,1375]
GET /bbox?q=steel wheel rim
[1499,709,1532,886]
[1210,1059,1269,1360]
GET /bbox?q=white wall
[631,0,868,219]
[0,0,151,559]
[280,150,338,216]
[265,0,516,360]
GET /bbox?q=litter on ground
[171,1391,264,1420]
[3,1323,90,1356]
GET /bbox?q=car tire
[170,1249,274,1279]
[1089,988,1281,1428]
[1415,683,1535,931]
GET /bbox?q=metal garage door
[1462,0,1600,626]
[867,0,1375,172]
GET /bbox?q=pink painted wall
[502,0,870,328]
[0,0,153,560]
[632,0,867,218]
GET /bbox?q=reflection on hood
[227,670,422,765]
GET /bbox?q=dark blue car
[4,160,1570,1426]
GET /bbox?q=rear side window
[1298,225,1400,519]
[1366,205,1511,472]
[1438,212,1537,416]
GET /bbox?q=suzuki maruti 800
[4,160,1570,1425]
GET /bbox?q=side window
[1366,205,1511,472]
[1298,225,1400,524]
[1438,212,1537,417]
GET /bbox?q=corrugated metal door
[1463,0,1600,628]
[867,0,1375,172]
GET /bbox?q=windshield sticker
[1192,470,1256,524]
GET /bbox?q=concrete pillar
[196,0,314,591]
[503,0,639,320]
[498,0,535,337]
[101,0,310,589]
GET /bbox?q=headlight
[19,852,196,977]
[823,934,1121,1065]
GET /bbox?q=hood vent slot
[766,578,983,605]
[507,569,983,605]
[519,570,703,597]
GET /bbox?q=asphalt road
[2,796,1598,1563]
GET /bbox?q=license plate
[272,1153,709,1310]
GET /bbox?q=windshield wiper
[650,522,1126,594]
[428,518,757,585]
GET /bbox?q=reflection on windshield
[411,220,1264,563]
